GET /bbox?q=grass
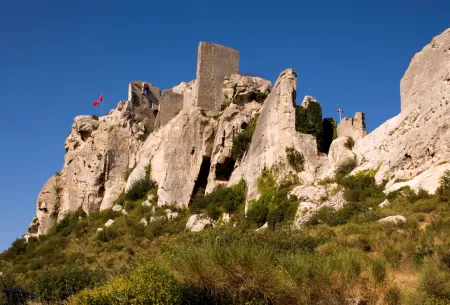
[2,172,450,304]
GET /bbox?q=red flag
[93,94,103,107]
[337,108,341,113]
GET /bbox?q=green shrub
[295,101,326,153]
[420,262,450,299]
[437,170,450,202]
[335,158,357,182]
[1,238,27,260]
[285,147,305,172]
[48,208,86,237]
[35,266,99,303]
[341,173,384,203]
[385,286,402,305]
[125,178,155,201]
[371,259,387,283]
[190,180,246,220]
[247,200,269,227]
[70,265,184,305]
[247,170,298,229]
[232,115,258,160]
[344,137,355,150]
[97,227,118,242]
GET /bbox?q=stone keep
[337,112,368,140]
[195,42,239,114]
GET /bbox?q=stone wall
[127,81,161,134]
[195,42,239,114]
[158,90,184,127]
[337,112,368,140]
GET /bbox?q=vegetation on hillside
[295,103,337,154]
[2,169,450,304]
[231,114,259,160]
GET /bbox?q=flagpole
[100,93,103,117]
[339,111,341,123]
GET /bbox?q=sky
[0,0,449,251]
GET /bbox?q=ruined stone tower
[195,42,240,114]
[337,112,368,140]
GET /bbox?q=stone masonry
[158,90,184,127]
[337,112,368,140]
[195,42,239,114]
[128,81,161,134]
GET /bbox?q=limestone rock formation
[290,184,346,228]
[228,69,324,206]
[27,29,450,237]
[354,28,450,193]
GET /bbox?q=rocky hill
[1,28,450,305]
[26,29,450,238]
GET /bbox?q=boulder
[378,215,406,224]
[112,204,123,212]
[185,214,213,232]
[104,219,114,227]
[289,185,328,202]
[379,199,390,208]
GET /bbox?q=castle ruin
[337,112,368,140]
[124,42,240,134]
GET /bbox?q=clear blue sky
[0,0,449,251]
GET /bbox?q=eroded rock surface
[354,29,450,193]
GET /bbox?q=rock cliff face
[28,29,450,236]
[353,28,450,193]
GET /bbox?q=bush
[35,266,99,303]
[247,170,298,229]
[335,158,357,182]
[232,115,258,160]
[70,265,184,305]
[190,180,246,220]
[385,286,402,305]
[295,101,326,152]
[344,137,355,150]
[371,259,387,283]
[97,227,118,242]
[1,238,27,260]
[286,147,305,172]
[420,262,450,299]
[48,208,86,237]
[341,173,384,203]
[437,170,450,202]
[125,178,155,201]
[247,200,269,227]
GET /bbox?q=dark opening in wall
[321,118,337,154]
[191,156,211,199]
[132,92,139,106]
[143,85,149,95]
[148,101,153,108]
[215,157,236,181]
